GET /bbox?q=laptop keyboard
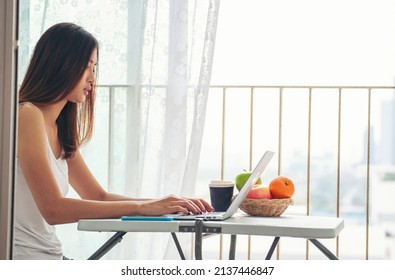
[177,211,224,218]
[167,211,218,217]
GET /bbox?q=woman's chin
[68,96,86,104]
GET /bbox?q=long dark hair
[19,22,99,159]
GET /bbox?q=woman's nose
[87,71,95,84]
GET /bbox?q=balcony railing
[203,85,395,259]
[91,85,395,260]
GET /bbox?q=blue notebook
[121,216,174,221]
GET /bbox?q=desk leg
[171,232,186,260]
[194,219,204,260]
[265,236,280,260]
[229,235,237,260]
[87,231,126,260]
[309,239,339,260]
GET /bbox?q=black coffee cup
[209,181,234,212]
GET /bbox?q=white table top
[78,214,344,239]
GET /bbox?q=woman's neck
[35,100,67,128]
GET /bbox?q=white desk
[77,214,344,260]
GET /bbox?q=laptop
[171,150,275,221]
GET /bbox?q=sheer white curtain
[122,0,220,259]
[18,0,220,259]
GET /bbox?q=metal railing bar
[107,87,115,189]
[307,88,312,217]
[221,87,226,181]
[247,87,254,260]
[366,88,372,260]
[209,85,395,90]
[249,87,254,171]
[276,88,283,260]
[336,88,342,258]
[306,87,313,260]
[278,88,283,176]
[219,87,227,260]
[98,85,395,90]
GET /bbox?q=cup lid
[209,180,234,187]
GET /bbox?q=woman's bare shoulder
[18,102,44,123]
[19,102,41,113]
[17,102,46,145]
[17,103,48,160]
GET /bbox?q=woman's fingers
[143,195,214,216]
[170,205,189,215]
[199,199,214,212]
[187,198,205,212]
[185,197,214,213]
[164,196,203,214]
[173,198,201,214]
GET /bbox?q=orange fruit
[269,176,295,198]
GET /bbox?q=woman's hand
[182,197,214,213]
[138,195,214,216]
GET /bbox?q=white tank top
[13,136,69,260]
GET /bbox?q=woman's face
[67,49,97,103]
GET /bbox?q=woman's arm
[67,150,213,212]
[67,150,145,201]
[17,105,208,225]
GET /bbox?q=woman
[14,22,213,260]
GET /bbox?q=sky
[211,0,395,86]
[203,0,395,170]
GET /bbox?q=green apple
[235,171,262,191]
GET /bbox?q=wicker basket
[238,197,293,217]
